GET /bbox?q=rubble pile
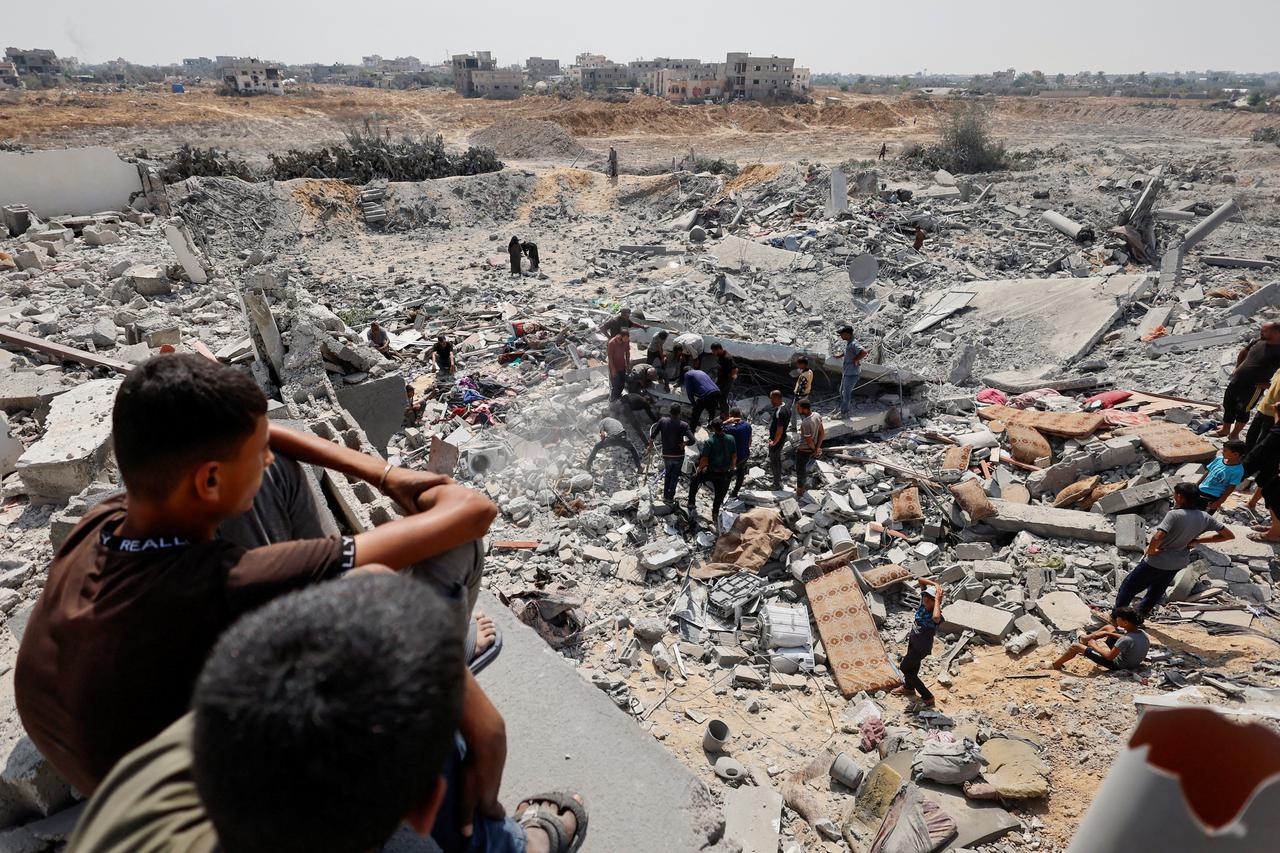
[1,132,1279,852]
[469,118,589,161]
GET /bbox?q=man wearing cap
[837,325,867,420]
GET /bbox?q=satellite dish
[847,253,879,289]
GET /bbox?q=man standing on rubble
[794,397,823,498]
[836,324,867,419]
[608,147,618,179]
[722,408,752,498]
[607,330,630,402]
[710,343,739,405]
[687,418,736,537]
[650,404,695,504]
[1216,322,1280,440]
[683,367,724,429]
[599,307,644,339]
[767,390,791,491]
[1115,483,1235,616]
[878,142,887,161]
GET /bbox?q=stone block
[981,737,1050,799]
[1095,478,1174,515]
[16,379,120,503]
[1115,513,1148,553]
[940,600,1015,640]
[640,539,689,570]
[334,371,405,454]
[954,542,994,560]
[132,315,180,347]
[972,560,1015,580]
[1095,435,1141,469]
[0,414,22,477]
[124,263,172,296]
[82,224,120,246]
[0,373,69,414]
[1034,591,1094,633]
[986,500,1116,543]
[0,736,75,828]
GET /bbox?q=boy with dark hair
[1198,440,1245,512]
[794,397,824,498]
[767,390,791,490]
[650,404,695,504]
[686,418,736,537]
[682,367,724,429]
[1113,482,1234,617]
[17,354,504,827]
[585,415,642,471]
[709,342,738,404]
[836,324,867,419]
[68,575,586,853]
[893,578,942,711]
[722,407,752,498]
[1051,606,1149,673]
[793,356,814,401]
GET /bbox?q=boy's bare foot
[474,613,497,657]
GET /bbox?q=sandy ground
[4,85,1277,168]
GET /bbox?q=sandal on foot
[515,792,588,853]
[464,617,503,676]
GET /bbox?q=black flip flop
[516,792,588,853]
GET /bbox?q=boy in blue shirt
[1198,440,1245,512]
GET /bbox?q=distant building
[4,47,61,82]
[451,51,496,96]
[792,67,811,94]
[526,57,560,81]
[472,69,523,99]
[650,64,725,102]
[0,61,21,88]
[362,54,382,68]
[222,58,284,95]
[572,62,633,92]
[574,52,610,69]
[725,53,798,100]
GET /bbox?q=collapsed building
[0,129,1277,852]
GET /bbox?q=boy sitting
[17,354,505,837]
[1198,440,1245,512]
[1051,607,1150,672]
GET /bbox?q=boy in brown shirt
[17,354,509,840]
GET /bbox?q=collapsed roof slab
[712,235,817,273]
[0,147,144,218]
[952,273,1153,366]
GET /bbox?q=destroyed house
[725,52,798,100]
[222,60,283,95]
[451,51,496,96]
[4,48,61,81]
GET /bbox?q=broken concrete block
[1034,591,1094,633]
[16,379,120,504]
[1115,513,1148,553]
[972,560,1015,580]
[132,315,180,347]
[90,317,117,348]
[640,538,689,570]
[986,500,1115,543]
[163,217,209,284]
[0,413,23,477]
[1095,478,1173,515]
[82,224,120,246]
[334,371,405,455]
[724,783,783,853]
[581,544,617,563]
[15,245,47,271]
[124,263,172,296]
[981,737,1050,799]
[954,542,994,560]
[0,736,75,828]
[940,600,1015,641]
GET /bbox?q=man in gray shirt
[1052,607,1150,672]
[1114,483,1234,616]
[586,416,641,471]
[836,324,866,419]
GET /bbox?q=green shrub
[921,102,1008,173]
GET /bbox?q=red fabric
[1085,390,1133,410]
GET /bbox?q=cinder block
[17,379,120,504]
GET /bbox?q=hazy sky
[9,0,1278,75]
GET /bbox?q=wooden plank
[0,327,133,374]
[491,540,540,550]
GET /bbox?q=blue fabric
[1114,559,1177,615]
[842,340,865,374]
[431,735,528,853]
[1200,456,1244,498]
[723,421,752,458]
[683,369,719,401]
[839,371,859,415]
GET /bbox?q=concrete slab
[1229,280,1280,317]
[958,274,1151,363]
[0,146,143,217]
[986,500,1116,543]
[1145,326,1243,355]
[0,373,70,414]
[1209,526,1278,562]
[1035,591,1094,633]
[16,379,120,504]
[473,592,724,853]
[1095,478,1173,515]
[713,235,816,273]
[0,414,23,477]
[724,784,783,853]
[335,371,406,455]
[940,601,1015,640]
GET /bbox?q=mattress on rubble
[1117,421,1217,464]
[977,405,1105,438]
[807,566,902,697]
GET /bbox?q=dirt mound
[469,118,586,160]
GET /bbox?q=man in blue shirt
[837,324,867,419]
[722,408,753,498]
[682,368,724,429]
